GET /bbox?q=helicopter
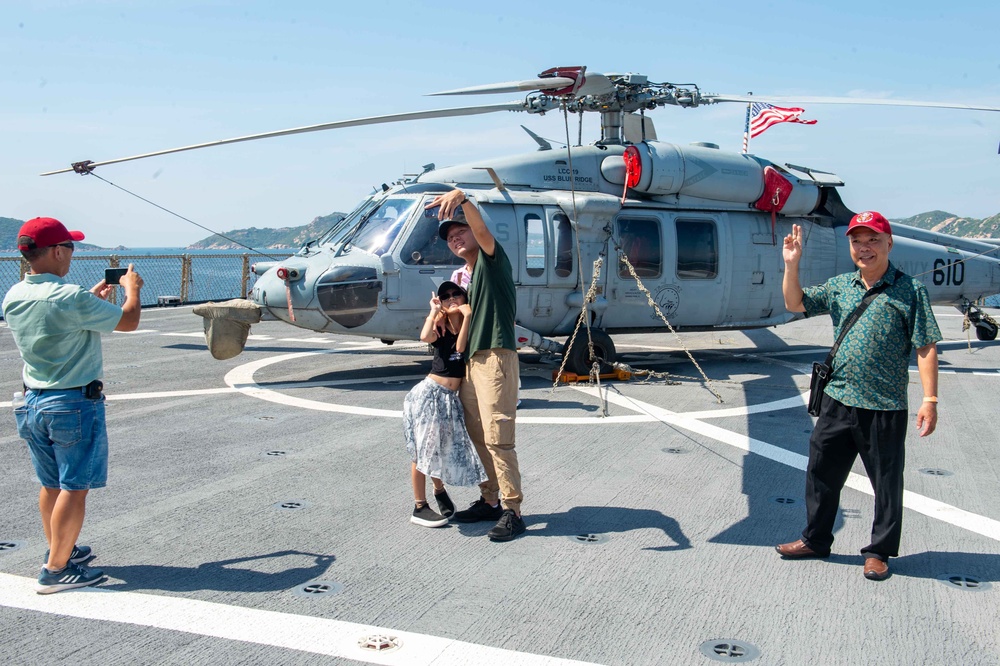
[44,66,1000,373]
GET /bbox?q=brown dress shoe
[775,539,829,559]
[863,557,890,581]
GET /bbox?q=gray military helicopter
[44,67,1000,372]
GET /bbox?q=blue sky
[3,1,998,247]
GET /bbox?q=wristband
[460,197,469,205]
[922,397,938,403]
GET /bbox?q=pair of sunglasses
[440,291,464,299]
[56,242,74,250]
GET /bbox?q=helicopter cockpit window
[399,204,465,266]
[343,197,419,256]
[525,214,545,277]
[616,218,662,279]
[676,219,718,279]
[554,213,573,278]
[317,196,378,248]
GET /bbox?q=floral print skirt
[403,377,487,486]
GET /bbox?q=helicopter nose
[315,265,382,329]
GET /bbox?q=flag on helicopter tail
[749,102,817,139]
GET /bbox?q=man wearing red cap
[3,217,144,593]
[777,211,941,581]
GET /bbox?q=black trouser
[801,393,908,560]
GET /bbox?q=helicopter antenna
[520,125,554,151]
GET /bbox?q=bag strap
[823,269,901,366]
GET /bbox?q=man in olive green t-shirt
[429,189,525,542]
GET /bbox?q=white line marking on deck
[0,573,598,666]
[573,386,1000,543]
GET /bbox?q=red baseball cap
[17,217,85,251]
[846,211,892,236]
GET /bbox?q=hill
[890,211,1000,239]
[0,217,105,252]
[186,212,346,250]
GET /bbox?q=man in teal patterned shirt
[776,211,941,581]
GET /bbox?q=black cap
[437,280,467,299]
[437,206,468,240]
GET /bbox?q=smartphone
[105,267,128,285]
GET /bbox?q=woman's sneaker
[43,544,94,565]
[36,562,107,594]
[411,503,449,528]
[434,489,455,518]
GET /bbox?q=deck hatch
[699,639,761,662]
[293,580,344,597]
[936,574,992,592]
[918,467,953,477]
[0,541,23,554]
[568,533,610,545]
[358,634,401,652]
[273,500,309,511]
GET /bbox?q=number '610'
[932,258,964,286]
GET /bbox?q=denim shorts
[15,389,109,490]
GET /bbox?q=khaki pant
[460,348,522,511]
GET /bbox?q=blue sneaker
[43,544,94,565]
[36,562,106,594]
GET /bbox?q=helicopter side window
[616,218,662,279]
[554,213,573,278]
[676,219,718,279]
[399,204,465,266]
[525,214,545,277]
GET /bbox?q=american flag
[749,102,817,138]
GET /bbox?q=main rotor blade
[427,77,576,96]
[40,102,525,176]
[706,93,1000,112]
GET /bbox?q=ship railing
[0,253,294,310]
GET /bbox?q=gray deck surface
[1,306,998,665]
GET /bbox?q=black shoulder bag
[807,270,899,416]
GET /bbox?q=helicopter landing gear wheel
[564,329,617,376]
[976,320,998,341]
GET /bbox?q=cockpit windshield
[339,196,419,257]
[315,196,379,248]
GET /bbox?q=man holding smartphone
[3,217,143,593]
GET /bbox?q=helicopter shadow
[100,549,335,593]
[457,505,691,551]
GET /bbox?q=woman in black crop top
[402,281,487,527]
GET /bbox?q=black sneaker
[411,503,449,528]
[488,509,526,542]
[452,497,504,524]
[43,544,94,566]
[434,489,455,518]
[36,562,106,594]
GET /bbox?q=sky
[3,1,999,248]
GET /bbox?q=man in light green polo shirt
[4,216,143,593]
[776,211,941,582]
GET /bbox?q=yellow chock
[552,368,633,384]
